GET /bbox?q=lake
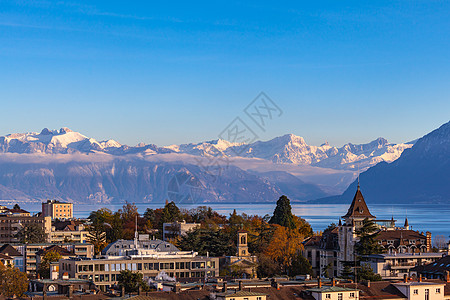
[13,201,450,240]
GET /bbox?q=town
[0,185,449,300]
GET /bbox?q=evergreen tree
[269,195,296,229]
[13,204,20,210]
[357,265,382,282]
[160,201,182,228]
[355,218,382,255]
[15,223,47,243]
[288,253,313,276]
[118,270,149,293]
[341,263,354,279]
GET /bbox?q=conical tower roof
[342,184,375,219]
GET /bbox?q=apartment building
[162,221,200,241]
[13,242,94,277]
[42,200,73,220]
[49,220,90,243]
[364,252,445,279]
[59,251,219,290]
[0,214,51,243]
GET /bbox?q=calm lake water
[11,202,450,239]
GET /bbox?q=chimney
[121,286,125,297]
[445,271,450,283]
[239,281,243,291]
[331,278,336,286]
[366,280,371,288]
[67,285,73,299]
[318,277,322,288]
[426,232,432,252]
[419,274,423,282]
[222,282,227,292]
[403,274,408,283]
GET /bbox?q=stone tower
[237,230,250,257]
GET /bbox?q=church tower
[341,183,375,229]
[237,230,250,257]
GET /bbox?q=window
[257,297,262,300]
[338,293,343,300]
[425,289,429,300]
[326,294,331,299]
[350,293,355,298]
[414,289,418,295]
[436,288,441,294]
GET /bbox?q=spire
[342,184,376,220]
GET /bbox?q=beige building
[59,252,219,291]
[215,290,267,300]
[49,220,89,243]
[162,220,200,241]
[12,242,94,277]
[42,200,73,220]
[0,214,51,243]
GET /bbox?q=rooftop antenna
[134,214,138,250]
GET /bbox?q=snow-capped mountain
[0,127,416,204]
[314,120,450,204]
[166,134,413,171]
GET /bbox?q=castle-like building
[304,183,432,278]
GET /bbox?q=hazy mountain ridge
[313,120,450,204]
[0,127,417,204]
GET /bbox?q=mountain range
[0,127,417,204]
[314,120,450,204]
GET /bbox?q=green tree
[15,223,47,243]
[177,227,235,257]
[13,204,20,210]
[341,263,354,279]
[0,264,29,298]
[160,201,182,227]
[322,262,332,278]
[355,218,382,255]
[38,250,62,279]
[357,264,382,282]
[118,270,149,293]
[269,195,296,229]
[87,220,107,255]
[288,253,313,276]
[256,253,281,278]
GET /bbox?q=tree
[13,204,20,210]
[269,195,296,229]
[256,253,281,278]
[118,270,148,293]
[87,220,107,255]
[38,250,62,279]
[341,263,354,279]
[160,201,182,227]
[288,253,312,276]
[322,262,332,278]
[177,227,235,257]
[15,223,47,243]
[355,218,382,255]
[0,264,28,298]
[433,235,448,250]
[264,225,303,274]
[357,264,382,282]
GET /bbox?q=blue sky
[0,1,449,146]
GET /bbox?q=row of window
[77,261,215,273]
[325,292,355,299]
[77,271,216,282]
[413,288,440,295]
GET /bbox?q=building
[102,235,179,256]
[36,245,76,271]
[42,200,73,220]
[305,279,359,300]
[304,184,433,278]
[222,231,258,278]
[215,290,267,300]
[162,220,200,241]
[411,255,450,280]
[49,220,90,243]
[363,252,445,279]
[0,214,51,243]
[11,242,94,277]
[0,244,24,271]
[59,251,219,291]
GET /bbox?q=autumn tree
[15,223,47,243]
[0,264,28,298]
[264,225,303,274]
[269,195,296,229]
[38,250,62,279]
